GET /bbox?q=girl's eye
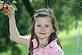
[37,25,41,27]
[45,25,49,27]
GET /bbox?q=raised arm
[7,5,30,47]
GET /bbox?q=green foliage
[0,0,82,55]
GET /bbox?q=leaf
[12,0,17,4]
[11,4,17,11]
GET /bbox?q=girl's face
[34,16,54,39]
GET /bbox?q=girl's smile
[39,32,47,36]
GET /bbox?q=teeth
[39,32,46,34]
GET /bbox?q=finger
[2,5,11,15]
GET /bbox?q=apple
[0,1,17,15]
[0,1,4,10]
[2,5,11,15]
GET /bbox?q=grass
[58,22,82,55]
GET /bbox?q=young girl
[4,5,64,55]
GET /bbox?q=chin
[37,35,49,39]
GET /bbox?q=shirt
[32,39,64,55]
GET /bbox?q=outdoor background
[0,0,82,55]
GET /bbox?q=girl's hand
[0,1,17,18]
[2,4,11,15]
[2,4,15,17]
[7,5,15,18]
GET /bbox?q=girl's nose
[40,27,45,32]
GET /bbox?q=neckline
[32,38,57,49]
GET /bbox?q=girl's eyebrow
[45,24,50,25]
[36,23,50,25]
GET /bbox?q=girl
[4,5,64,55]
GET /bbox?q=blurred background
[0,0,82,55]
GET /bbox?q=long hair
[28,8,61,55]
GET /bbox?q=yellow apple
[0,1,4,10]
[2,5,11,15]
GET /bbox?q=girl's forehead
[35,16,52,24]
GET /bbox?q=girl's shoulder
[46,39,64,55]
[47,39,59,48]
